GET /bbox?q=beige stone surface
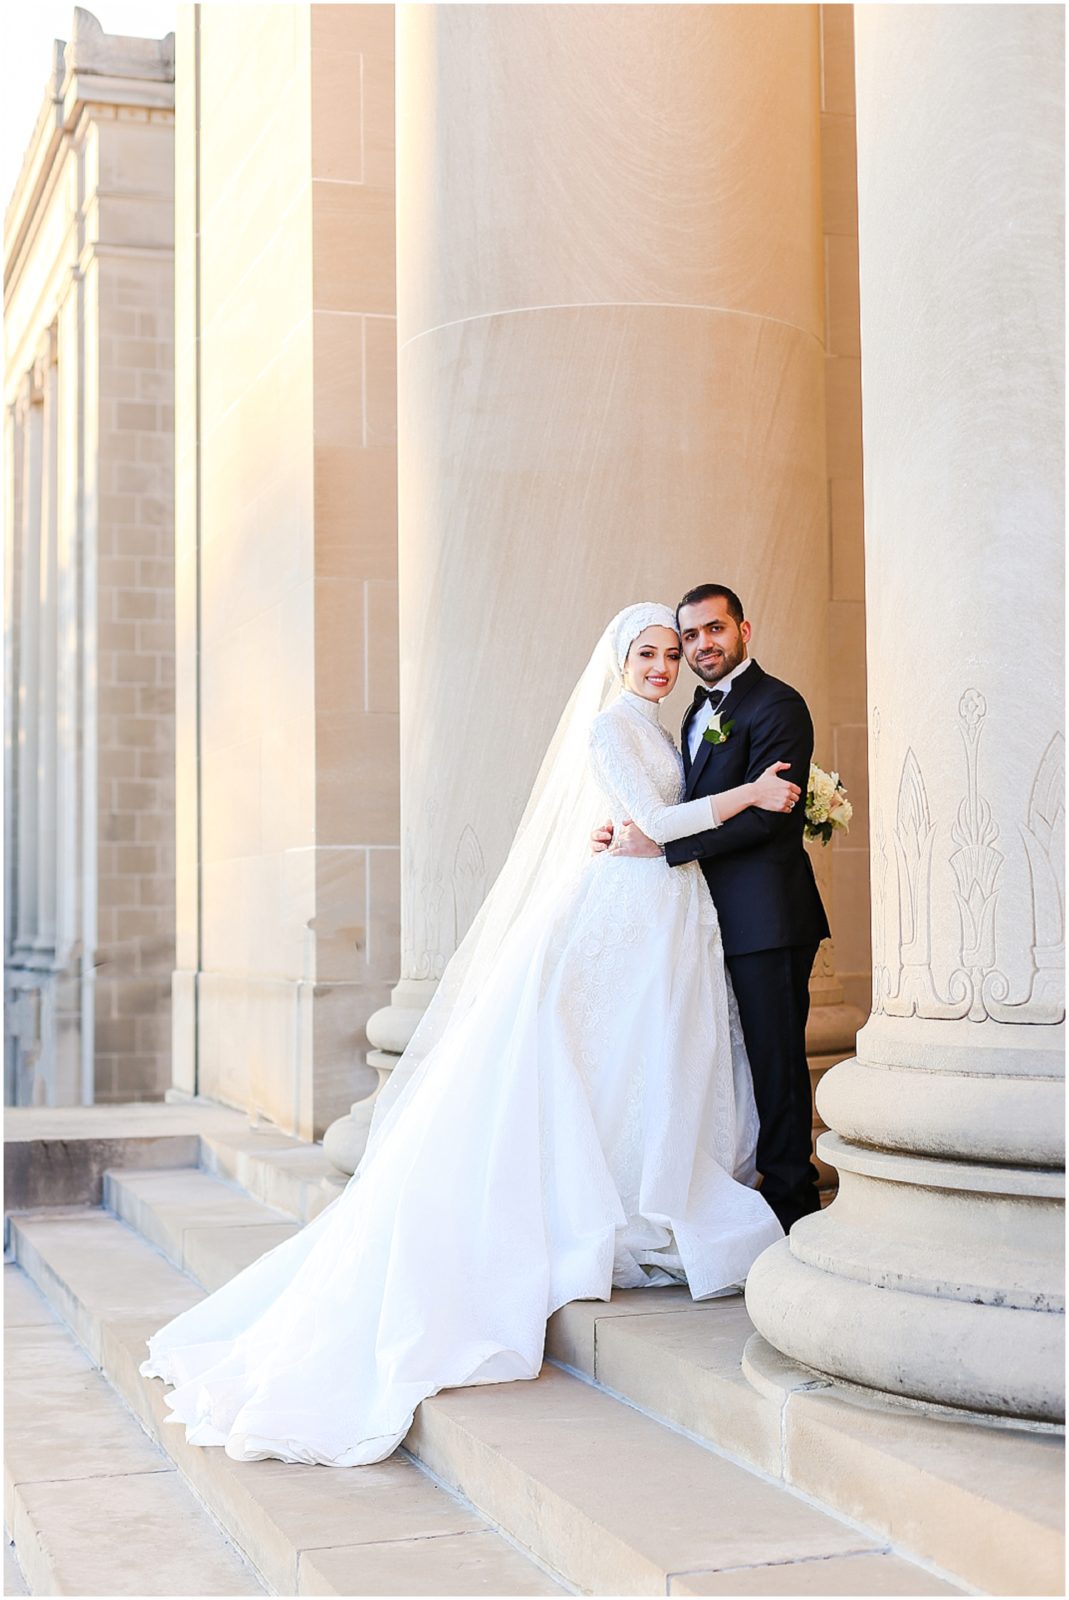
[670,1551,964,1595]
[751,1,1065,1433]
[298,1531,567,1596]
[408,1363,881,1595]
[10,1211,201,1362]
[854,1,1063,1023]
[6,1347,167,1491]
[4,1318,91,1377]
[3,1262,57,1327]
[4,1266,262,1598]
[547,1284,694,1371]
[582,1297,785,1479]
[113,1311,540,1598]
[199,1123,339,1223]
[4,1099,248,1142]
[396,303,829,990]
[3,1100,243,1209]
[399,5,822,342]
[819,111,859,237]
[103,1165,300,1284]
[12,1207,555,1598]
[786,1384,1065,1596]
[13,1187,1049,1596]
[817,7,869,1014]
[12,1471,263,1597]
[177,2,399,1138]
[819,3,856,117]
[183,1223,301,1293]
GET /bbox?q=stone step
[102,1164,1063,1595]
[93,1167,967,1596]
[102,1165,303,1291]
[405,1360,966,1597]
[4,1264,264,1596]
[8,1210,567,1597]
[196,1120,343,1224]
[547,1292,1064,1596]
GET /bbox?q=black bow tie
[693,686,727,710]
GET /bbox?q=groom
[596,583,829,1232]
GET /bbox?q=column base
[321,979,437,1178]
[741,1330,1064,1435]
[744,1132,1065,1423]
[806,999,867,1192]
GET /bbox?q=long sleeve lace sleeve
[588,713,719,845]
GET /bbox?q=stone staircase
[4,1108,1063,1596]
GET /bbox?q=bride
[141,603,799,1467]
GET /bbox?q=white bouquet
[805,762,853,846]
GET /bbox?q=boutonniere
[702,715,735,747]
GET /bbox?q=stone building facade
[4,9,175,1105]
[4,2,1062,1427]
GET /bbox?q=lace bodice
[588,691,716,843]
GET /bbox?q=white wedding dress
[141,683,783,1467]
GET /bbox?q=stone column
[35,331,59,957]
[745,3,1065,1421]
[327,3,835,1173]
[15,371,43,955]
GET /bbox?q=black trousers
[725,941,822,1233]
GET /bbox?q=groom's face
[678,596,751,685]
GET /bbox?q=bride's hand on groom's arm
[708,762,799,824]
[751,762,802,813]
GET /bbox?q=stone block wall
[3,14,176,1105]
[93,235,176,1100]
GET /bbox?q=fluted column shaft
[326,4,835,1176]
[746,3,1064,1421]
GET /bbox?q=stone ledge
[3,1100,342,1224]
[3,1101,250,1214]
[667,1551,964,1595]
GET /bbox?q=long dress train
[140,686,783,1466]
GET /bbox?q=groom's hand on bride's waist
[605,820,660,858]
[591,819,614,854]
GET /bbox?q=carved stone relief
[874,692,1064,1024]
[403,816,487,983]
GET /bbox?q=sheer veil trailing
[362,601,680,1165]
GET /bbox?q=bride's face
[623,627,682,702]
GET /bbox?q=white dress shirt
[687,656,754,764]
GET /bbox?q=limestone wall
[3,11,176,1104]
[173,4,398,1138]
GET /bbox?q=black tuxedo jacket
[664,660,830,958]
